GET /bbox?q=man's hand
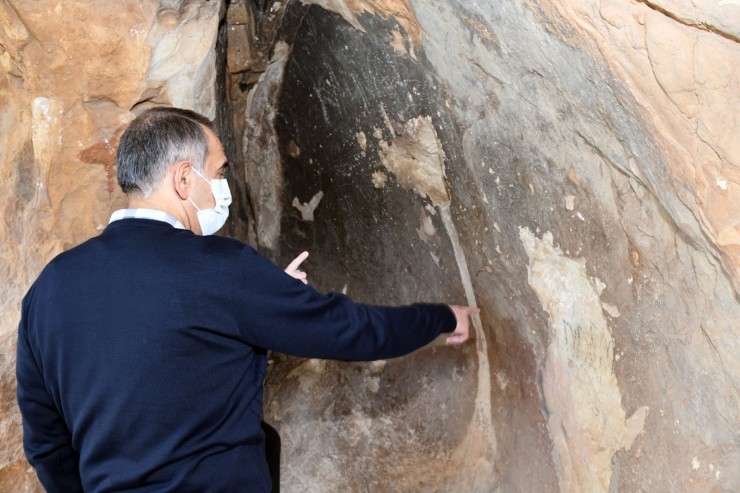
[285,251,310,284]
[446,305,479,345]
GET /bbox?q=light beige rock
[520,228,649,492]
[301,0,421,43]
[0,1,223,488]
[648,0,740,39]
[147,2,221,118]
[2,0,739,491]
[377,115,449,205]
[543,0,740,293]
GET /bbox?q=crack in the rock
[574,129,647,190]
[636,0,740,44]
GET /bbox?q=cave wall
[238,1,740,491]
[1,0,738,491]
[0,1,225,488]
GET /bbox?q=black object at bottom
[261,421,281,493]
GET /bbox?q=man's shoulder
[37,223,264,278]
[176,232,258,263]
[43,234,102,271]
[20,236,98,309]
[104,219,251,251]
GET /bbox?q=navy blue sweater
[16,218,456,492]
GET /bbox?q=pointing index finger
[286,251,309,272]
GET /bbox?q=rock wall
[235,0,739,491]
[0,1,224,489]
[1,0,738,491]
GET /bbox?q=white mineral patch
[292,191,324,221]
[356,131,367,151]
[716,177,728,190]
[440,206,494,448]
[519,227,648,493]
[288,358,326,392]
[602,302,621,318]
[348,408,373,445]
[377,115,449,206]
[622,406,649,450]
[496,370,509,391]
[417,209,437,243]
[390,30,407,56]
[32,97,56,166]
[593,277,606,295]
[371,171,387,189]
[565,195,576,211]
[365,375,380,393]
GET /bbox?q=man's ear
[173,161,192,200]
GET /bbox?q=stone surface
[520,228,649,492]
[1,0,738,491]
[238,0,739,491]
[541,0,740,293]
[0,1,223,488]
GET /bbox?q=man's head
[115,107,230,235]
[116,107,214,197]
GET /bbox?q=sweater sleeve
[232,248,457,360]
[16,291,84,493]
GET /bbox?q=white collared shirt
[109,208,187,230]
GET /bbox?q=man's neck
[128,196,194,232]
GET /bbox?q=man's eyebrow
[220,161,229,170]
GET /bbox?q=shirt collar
[109,208,187,230]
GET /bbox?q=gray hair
[116,107,215,197]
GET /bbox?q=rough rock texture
[235,0,739,491]
[0,1,222,489]
[1,0,738,491]
[542,0,740,296]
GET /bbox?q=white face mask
[188,167,232,235]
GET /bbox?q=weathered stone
[520,228,649,492]
[300,0,422,43]
[543,0,740,293]
[0,1,224,488]
[1,0,738,491]
[241,0,739,491]
[645,0,740,40]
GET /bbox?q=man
[16,107,478,492]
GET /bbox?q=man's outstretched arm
[284,251,478,347]
[244,248,477,360]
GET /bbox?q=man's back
[18,218,272,491]
[17,218,456,492]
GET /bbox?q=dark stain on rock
[487,315,559,491]
[7,141,36,243]
[14,141,36,203]
[273,5,464,302]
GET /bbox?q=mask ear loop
[191,166,210,183]
[188,197,202,212]
[188,166,209,212]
